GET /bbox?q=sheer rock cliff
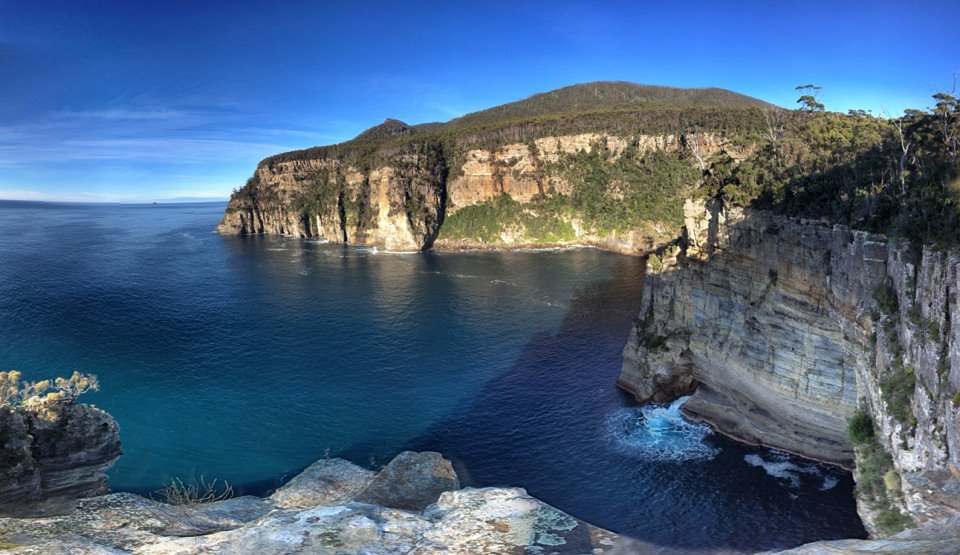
[217,131,743,255]
[619,199,960,534]
[0,400,121,517]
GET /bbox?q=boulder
[268,458,375,509]
[355,451,459,511]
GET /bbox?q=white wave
[744,451,829,489]
[606,397,720,462]
[490,279,517,286]
[820,476,839,491]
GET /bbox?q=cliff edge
[619,199,960,535]
[0,451,620,554]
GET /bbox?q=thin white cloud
[52,108,195,120]
[0,188,148,202]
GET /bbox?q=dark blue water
[0,200,866,551]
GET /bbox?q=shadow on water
[399,253,865,552]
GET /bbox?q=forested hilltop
[219,81,960,250]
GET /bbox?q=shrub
[439,193,576,243]
[0,370,98,408]
[880,366,916,426]
[883,469,902,492]
[873,283,899,316]
[874,506,914,536]
[848,409,875,445]
[156,476,234,506]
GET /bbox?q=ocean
[0,200,866,551]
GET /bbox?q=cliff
[0,397,121,516]
[619,199,960,535]
[217,82,771,253]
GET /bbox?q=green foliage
[251,81,774,174]
[438,194,576,244]
[641,334,669,351]
[873,283,900,316]
[795,84,825,112]
[880,365,916,427]
[874,506,915,536]
[562,146,698,234]
[225,83,960,251]
[705,89,960,246]
[952,391,960,407]
[854,435,914,535]
[848,409,875,445]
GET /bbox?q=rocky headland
[216,82,769,255]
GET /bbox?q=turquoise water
[0,200,866,551]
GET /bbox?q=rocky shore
[0,451,620,554]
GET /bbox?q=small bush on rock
[848,409,875,445]
[156,476,234,506]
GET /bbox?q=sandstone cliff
[0,399,121,516]
[619,199,960,535]
[218,82,771,254]
[217,130,748,254]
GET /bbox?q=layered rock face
[217,131,744,254]
[619,199,960,531]
[0,401,122,516]
[217,143,447,251]
[445,132,733,209]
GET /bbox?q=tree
[932,90,959,161]
[795,84,825,112]
[883,108,913,203]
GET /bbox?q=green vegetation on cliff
[563,146,699,234]
[706,90,960,245]
[228,81,960,248]
[438,142,697,243]
[848,411,915,535]
[255,82,773,170]
[439,194,575,243]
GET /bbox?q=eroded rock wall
[218,132,747,253]
[0,401,121,516]
[217,143,447,251]
[619,199,960,531]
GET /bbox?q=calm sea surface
[0,200,866,551]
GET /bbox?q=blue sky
[1,0,958,202]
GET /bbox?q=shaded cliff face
[619,200,960,533]
[218,131,746,254]
[217,142,447,251]
[0,401,122,516]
